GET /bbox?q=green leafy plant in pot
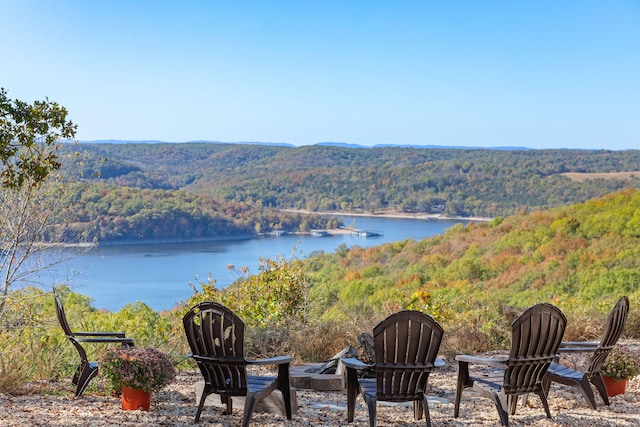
[100,347,176,410]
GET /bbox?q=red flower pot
[602,376,627,397]
[121,385,152,410]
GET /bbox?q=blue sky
[2,1,639,149]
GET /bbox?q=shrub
[99,347,176,393]
[601,346,640,381]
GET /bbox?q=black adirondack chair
[543,296,629,409]
[454,303,567,426]
[343,310,444,427]
[54,287,134,397]
[183,301,293,427]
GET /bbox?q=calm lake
[46,216,469,312]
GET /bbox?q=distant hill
[62,142,640,221]
[73,139,296,147]
[372,143,532,150]
[76,139,531,150]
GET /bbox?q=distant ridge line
[66,140,619,151]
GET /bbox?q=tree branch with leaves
[1,88,78,317]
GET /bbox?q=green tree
[1,88,76,189]
[1,88,77,317]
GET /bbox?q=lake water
[44,216,469,312]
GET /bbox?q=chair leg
[590,374,610,406]
[346,367,360,422]
[74,362,98,397]
[490,392,509,427]
[363,393,377,427]
[194,390,208,423]
[508,394,518,415]
[537,390,553,419]
[413,399,424,421]
[454,360,472,418]
[242,393,258,427]
[221,395,233,415]
[542,375,551,396]
[575,377,599,410]
[422,395,432,427]
[277,363,293,419]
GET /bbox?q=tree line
[52,183,342,243]
[61,142,640,223]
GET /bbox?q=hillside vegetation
[54,142,640,242]
[301,189,640,349]
[54,183,341,243]
[70,142,640,216]
[3,189,639,390]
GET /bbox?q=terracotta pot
[602,375,627,397]
[121,385,152,410]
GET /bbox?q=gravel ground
[2,342,640,426]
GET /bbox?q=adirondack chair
[343,310,444,427]
[183,302,293,427]
[454,303,567,426]
[543,296,629,409]
[54,287,134,397]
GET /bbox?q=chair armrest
[455,354,509,366]
[342,357,374,370]
[558,341,598,353]
[74,337,134,345]
[246,356,292,365]
[190,354,241,363]
[73,331,128,338]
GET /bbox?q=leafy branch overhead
[0,88,76,189]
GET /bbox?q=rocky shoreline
[280,208,493,223]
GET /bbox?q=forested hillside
[67,142,640,218]
[55,142,640,243]
[53,183,341,243]
[300,188,640,347]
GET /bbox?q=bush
[100,347,176,393]
[601,346,640,381]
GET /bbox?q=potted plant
[100,347,176,410]
[600,345,640,396]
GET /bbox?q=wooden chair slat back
[183,302,248,392]
[587,296,630,377]
[373,310,444,400]
[504,303,566,394]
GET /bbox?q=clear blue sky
[2,1,639,149]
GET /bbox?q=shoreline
[95,234,256,246]
[281,208,492,222]
[54,211,488,248]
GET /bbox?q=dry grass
[442,326,493,356]
[561,171,640,182]
[623,310,640,339]
[287,317,376,362]
[562,312,606,342]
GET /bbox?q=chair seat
[209,376,277,397]
[546,362,584,381]
[473,374,505,392]
[247,376,277,394]
[359,378,427,402]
